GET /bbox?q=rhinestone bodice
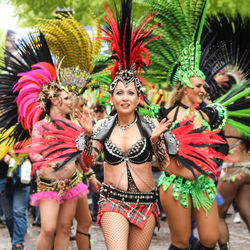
[103,137,152,165]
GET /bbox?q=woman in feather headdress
[71,0,173,248]
[0,31,92,249]
[141,0,234,249]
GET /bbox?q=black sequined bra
[93,113,155,192]
[103,137,153,165]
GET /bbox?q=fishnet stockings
[128,214,156,250]
[101,212,156,250]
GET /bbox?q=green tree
[3,0,249,29]
[1,0,146,27]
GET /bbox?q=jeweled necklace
[116,116,137,136]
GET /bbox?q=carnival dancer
[75,1,172,248]
[0,32,90,250]
[141,0,232,249]
[27,0,171,248]
[37,11,103,249]
[201,13,250,250]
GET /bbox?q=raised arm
[151,118,172,171]
[75,108,103,169]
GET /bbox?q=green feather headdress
[139,0,209,88]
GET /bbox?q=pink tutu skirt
[30,172,89,206]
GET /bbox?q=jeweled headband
[109,68,142,93]
[174,43,206,89]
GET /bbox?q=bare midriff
[103,161,156,192]
[39,161,76,180]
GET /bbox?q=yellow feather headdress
[36,10,102,94]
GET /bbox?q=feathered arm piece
[209,81,250,138]
[15,116,94,173]
[163,117,228,180]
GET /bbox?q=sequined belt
[37,171,80,197]
[100,183,159,205]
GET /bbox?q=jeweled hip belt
[100,183,158,205]
[37,171,80,196]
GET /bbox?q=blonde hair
[167,82,184,108]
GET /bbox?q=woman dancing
[142,0,230,249]
[201,13,250,250]
[74,1,172,248]
[0,32,89,249]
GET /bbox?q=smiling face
[183,77,206,104]
[111,81,140,115]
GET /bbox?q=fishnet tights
[101,212,156,250]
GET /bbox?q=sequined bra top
[103,137,152,165]
[92,113,155,166]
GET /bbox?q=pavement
[0,206,249,250]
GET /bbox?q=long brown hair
[167,82,184,108]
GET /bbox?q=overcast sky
[0,3,17,31]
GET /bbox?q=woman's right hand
[75,108,93,136]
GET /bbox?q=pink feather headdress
[13,62,59,134]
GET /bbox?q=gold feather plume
[36,10,102,74]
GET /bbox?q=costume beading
[0,12,104,204]
[93,113,162,228]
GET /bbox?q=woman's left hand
[151,118,172,142]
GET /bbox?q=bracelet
[85,169,96,180]
[151,136,167,163]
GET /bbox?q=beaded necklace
[116,116,138,136]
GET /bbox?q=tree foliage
[1,0,146,27]
[208,0,250,17]
[1,0,249,28]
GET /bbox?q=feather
[98,0,160,79]
[0,32,53,145]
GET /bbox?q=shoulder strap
[137,113,156,138]
[92,115,117,141]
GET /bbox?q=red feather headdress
[99,0,160,92]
